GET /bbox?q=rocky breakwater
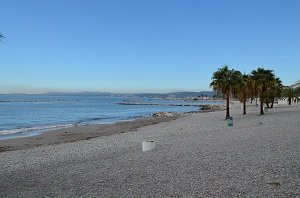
[151,112,177,117]
[200,104,225,112]
[149,105,225,118]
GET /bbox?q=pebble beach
[1,103,300,197]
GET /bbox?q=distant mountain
[44,91,113,96]
[40,91,216,98]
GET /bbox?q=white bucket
[142,141,156,151]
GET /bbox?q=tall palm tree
[250,67,275,115]
[210,65,242,119]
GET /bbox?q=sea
[0,94,223,140]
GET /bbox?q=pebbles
[0,104,300,197]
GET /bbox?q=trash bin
[142,141,156,151]
[227,117,233,127]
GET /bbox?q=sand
[0,103,300,197]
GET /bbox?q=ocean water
[0,94,222,140]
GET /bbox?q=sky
[0,0,300,93]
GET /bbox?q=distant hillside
[43,91,216,98]
[44,91,113,96]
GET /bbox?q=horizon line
[0,90,215,95]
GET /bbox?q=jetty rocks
[151,112,176,117]
[200,104,225,112]
[152,105,225,117]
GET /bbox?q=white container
[142,141,156,151]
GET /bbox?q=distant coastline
[117,101,223,107]
[0,90,217,98]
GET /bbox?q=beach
[1,103,300,197]
[0,116,179,152]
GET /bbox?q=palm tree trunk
[226,97,230,119]
[243,101,246,115]
[288,98,292,105]
[260,100,264,115]
[270,98,274,108]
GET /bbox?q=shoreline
[0,104,224,153]
[0,115,181,153]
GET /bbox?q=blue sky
[0,0,299,93]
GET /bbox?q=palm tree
[295,87,300,96]
[282,87,299,105]
[236,74,252,115]
[210,65,242,119]
[265,77,283,108]
[246,77,257,105]
[250,67,276,115]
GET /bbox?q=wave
[75,117,116,124]
[0,115,150,137]
[0,124,74,136]
[0,99,77,103]
[76,115,146,125]
[0,116,120,136]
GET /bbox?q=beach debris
[142,140,156,151]
[267,181,281,187]
[151,112,175,117]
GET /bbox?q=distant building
[291,80,300,89]
[278,80,300,105]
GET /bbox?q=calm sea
[0,94,222,140]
